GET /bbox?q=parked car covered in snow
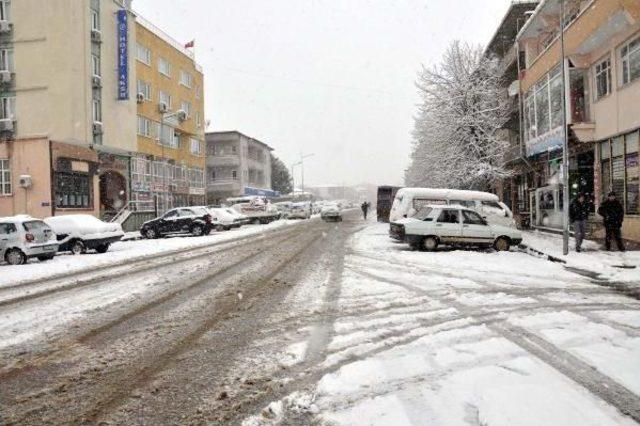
[288,202,312,219]
[389,188,515,227]
[228,196,281,224]
[140,207,213,239]
[0,216,59,265]
[321,204,342,222]
[390,205,522,252]
[208,207,246,231]
[45,214,124,254]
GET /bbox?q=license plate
[44,245,56,252]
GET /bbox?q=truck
[228,196,281,225]
[377,185,401,222]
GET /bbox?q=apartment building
[484,0,539,220]
[0,0,137,218]
[205,131,274,204]
[132,16,205,212]
[515,0,640,241]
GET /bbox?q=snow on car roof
[395,187,499,202]
[0,214,39,222]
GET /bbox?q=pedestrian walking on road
[361,201,370,220]
[569,193,590,252]
[597,191,625,252]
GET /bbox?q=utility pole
[298,153,314,194]
[560,0,570,255]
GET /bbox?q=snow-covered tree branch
[405,41,512,190]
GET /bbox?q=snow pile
[44,214,124,241]
[242,392,318,426]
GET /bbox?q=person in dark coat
[361,201,370,220]
[597,192,625,252]
[569,193,590,252]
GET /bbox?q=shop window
[55,173,92,209]
[600,131,640,215]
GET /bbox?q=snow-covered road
[245,223,640,425]
[1,216,639,425]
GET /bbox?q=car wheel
[70,240,86,255]
[6,248,27,265]
[143,228,157,239]
[95,243,110,254]
[494,237,511,252]
[215,225,225,232]
[191,224,204,236]
[37,254,56,261]
[252,218,261,225]
[422,236,439,251]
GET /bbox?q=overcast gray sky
[134,0,512,187]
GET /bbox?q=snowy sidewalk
[521,230,640,284]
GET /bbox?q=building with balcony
[132,14,205,212]
[516,0,640,241]
[206,131,273,204]
[0,0,137,218]
[484,0,539,221]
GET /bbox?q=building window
[195,85,201,99]
[158,57,171,77]
[594,56,611,100]
[0,158,10,195]
[136,79,151,100]
[1,96,15,119]
[91,54,100,77]
[159,91,172,109]
[0,48,13,72]
[55,173,92,209]
[92,99,101,122]
[600,130,640,215]
[91,9,100,31]
[232,170,237,180]
[195,111,201,127]
[180,100,191,117]
[620,35,640,86]
[189,167,204,189]
[523,66,563,142]
[137,115,152,137]
[190,138,201,155]
[160,125,179,148]
[136,43,151,65]
[180,70,193,88]
[0,0,11,21]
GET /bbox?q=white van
[389,188,515,227]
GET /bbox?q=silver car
[0,216,59,265]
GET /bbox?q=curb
[517,243,567,264]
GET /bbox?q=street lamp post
[298,153,314,194]
[560,0,570,255]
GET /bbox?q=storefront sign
[132,181,151,192]
[189,187,205,195]
[526,126,563,157]
[71,161,89,173]
[117,10,129,100]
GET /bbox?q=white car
[321,204,342,222]
[0,215,59,265]
[208,207,246,231]
[45,214,124,254]
[288,202,311,219]
[390,205,522,252]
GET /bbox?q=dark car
[140,207,213,239]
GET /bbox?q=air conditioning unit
[0,118,14,132]
[91,29,102,42]
[136,92,145,104]
[19,175,32,189]
[0,20,10,34]
[93,121,103,135]
[92,75,102,88]
[0,70,12,84]
[158,102,168,113]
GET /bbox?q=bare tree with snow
[406,41,512,190]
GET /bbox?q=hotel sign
[117,10,129,100]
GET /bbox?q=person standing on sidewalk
[569,193,590,252]
[597,192,626,252]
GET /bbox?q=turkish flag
[185,40,195,49]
